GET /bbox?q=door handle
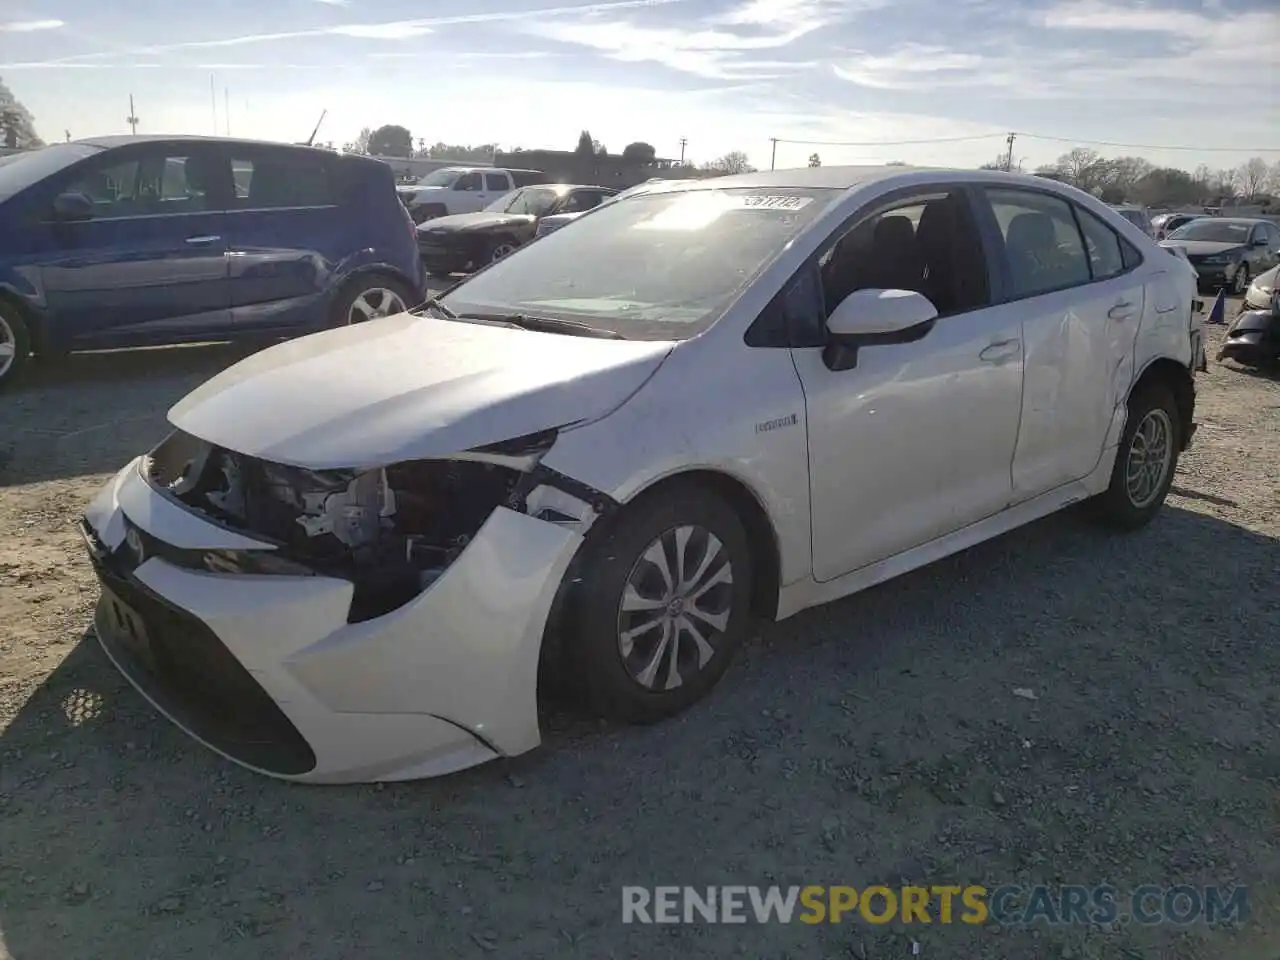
[1108,300,1136,320]
[185,235,221,246]
[979,339,1020,363]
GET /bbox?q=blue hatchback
[0,135,427,387]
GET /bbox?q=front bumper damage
[82,435,615,783]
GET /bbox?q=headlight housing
[144,429,561,623]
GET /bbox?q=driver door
[790,185,1025,582]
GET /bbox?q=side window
[984,188,1091,299]
[1074,206,1125,280]
[484,173,508,192]
[455,172,482,192]
[745,262,825,348]
[1120,235,1143,271]
[817,188,991,318]
[510,171,544,187]
[560,190,605,213]
[63,151,213,217]
[231,152,333,208]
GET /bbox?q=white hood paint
[168,313,674,469]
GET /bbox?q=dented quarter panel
[542,327,813,587]
[167,311,674,469]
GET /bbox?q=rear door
[37,141,232,346]
[973,188,1144,500]
[222,145,341,330]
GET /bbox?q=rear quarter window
[232,150,335,208]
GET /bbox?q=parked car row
[78,164,1206,783]
[0,135,427,388]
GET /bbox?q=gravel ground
[1,303,1278,960]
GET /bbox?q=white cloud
[311,0,352,5]
[1039,0,1211,36]
[327,21,433,39]
[0,19,64,32]
[833,43,986,89]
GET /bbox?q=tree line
[981,148,1280,208]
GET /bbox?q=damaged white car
[83,167,1203,783]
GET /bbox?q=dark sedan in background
[417,184,617,277]
[1160,217,1280,294]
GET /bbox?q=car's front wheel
[0,303,31,391]
[487,238,519,264]
[1094,381,1181,529]
[566,484,754,723]
[1233,264,1250,295]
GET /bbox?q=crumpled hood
[168,313,674,469]
[418,212,534,233]
[1159,239,1244,257]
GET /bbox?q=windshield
[497,186,561,217]
[1167,220,1253,243]
[441,186,836,340]
[414,168,460,188]
[0,143,101,202]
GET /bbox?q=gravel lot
[1,302,1278,960]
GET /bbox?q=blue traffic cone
[1207,288,1226,325]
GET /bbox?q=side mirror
[52,192,94,222]
[1252,236,1269,247]
[823,288,939,372]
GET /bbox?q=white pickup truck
[397,167,549,223]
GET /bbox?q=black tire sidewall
[567,486,754,723]
[1099,383,1181,529]
[488,237,518,263]
[0,306,31,390]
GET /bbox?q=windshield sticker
[739,195,813,210]
[634,193,814,232]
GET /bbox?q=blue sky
[1,0,1277,171]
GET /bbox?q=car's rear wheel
[329,276,416,329]
[0,303,31,391]
[1094,381,1181,530]
[565,485,754,723]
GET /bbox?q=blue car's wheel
[0,303,30,390]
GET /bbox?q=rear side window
[510,170,546,187]
[484,173,508,192]
[984,188,1091,298]
[232,152,334,208]
[1074,206,1125,280]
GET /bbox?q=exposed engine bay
[144,429,612,623]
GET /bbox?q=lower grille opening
[93,558,317,777]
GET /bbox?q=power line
[768,131,1280,154]
[771,134,1001,147]
[1013,131,1280,154]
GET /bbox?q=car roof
[1211,217,1271,225]
[76,134,335,154]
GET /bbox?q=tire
[486,237,520,264]
[1232,264,1250,295]
[565,484,755,724]
[328,275,417,329]
[0,303,31,392]
[1094,381,1181,530]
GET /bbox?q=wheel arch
[1131,356,1195,451]
[0,286,44,352]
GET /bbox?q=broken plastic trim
[140,429,616,623]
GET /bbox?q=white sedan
[83,166,1204,783]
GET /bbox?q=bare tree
[1052,148,1104,190]
[1266,160,1280,197]
[701,151,755,175]
[0,77,42,149]
[1236,157,1269,199]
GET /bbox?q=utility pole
[125,95,139,135]
[210,75,218,135]
[678,136,687,164]
[225,88,230,136]
[769,137,778,171]
[1005,132,1016,172]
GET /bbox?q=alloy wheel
[1234,267,1249,295]
[1125,408,1174,509]
[346,287,408,325]
[491,242,518,262]
[616,525,735,691]
[0,314,15,379]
